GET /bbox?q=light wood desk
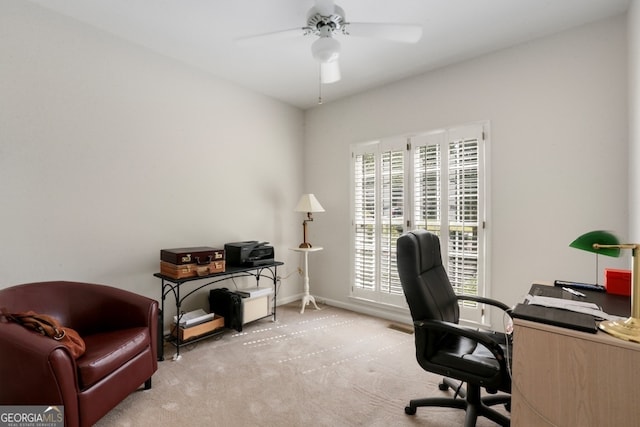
[512,318,640,426]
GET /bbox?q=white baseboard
[276,293,413,326]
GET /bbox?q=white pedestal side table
[290,247,323,314]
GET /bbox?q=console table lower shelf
[155,261,283,361]
[170,313,225,342]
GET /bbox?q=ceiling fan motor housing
[306,5,346,36]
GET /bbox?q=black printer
[224,241,274,266]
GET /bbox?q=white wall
[304,15,629,325]
[630,0,640,241]
[0,1,306,322]
[2,1,633,330]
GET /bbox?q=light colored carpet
[96,303,508,426]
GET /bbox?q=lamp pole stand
[595,243,640,343]
[299,213,314,248]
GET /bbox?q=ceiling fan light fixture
[321,61,341,84]
[311,36,340,63]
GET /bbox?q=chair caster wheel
[405,406,416,415]
[438,382,449,391]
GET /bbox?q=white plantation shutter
[351,123,487,323]
[379,148,404,296]
[352,140,408,306]
[447,129,481,300]
[412,132,444,234]
[353,151,376,291]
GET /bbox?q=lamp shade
[570,230,621,257]
[295,194,325,213]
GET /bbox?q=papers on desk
[524,295,625,322]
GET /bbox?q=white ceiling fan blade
[314,0,335,16]
[321,60,341,84]
[344,22,423,43]
[235,28,305,47]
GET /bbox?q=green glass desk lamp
[570,230,640,343]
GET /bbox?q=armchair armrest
[0,323,78,409]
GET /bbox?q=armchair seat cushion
[77,327,150,389]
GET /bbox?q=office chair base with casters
[438,378,511,411]
[404,382,510,427]
[439,378,465,396]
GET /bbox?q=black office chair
[397,230,512,427]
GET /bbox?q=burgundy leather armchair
[0,281,158,427]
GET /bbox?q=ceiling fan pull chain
[318,64,323,104]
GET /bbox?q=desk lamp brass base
[590,242,640,344]
[599,317,640,343]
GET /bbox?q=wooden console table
[154,261,283,360]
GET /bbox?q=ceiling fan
[236,0,423,85]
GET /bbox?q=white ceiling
[26,0,630,110]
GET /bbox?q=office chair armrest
[457,295,512,315]
[414,319,508,363]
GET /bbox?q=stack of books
[173,309,215,328]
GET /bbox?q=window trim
[349,122,491,325]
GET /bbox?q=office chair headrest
[398,229,459,323]
[408,230,443,273]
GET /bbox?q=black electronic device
[224,241,275,267]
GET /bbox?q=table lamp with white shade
[294,194,325,248]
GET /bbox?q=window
[351,123,487,323]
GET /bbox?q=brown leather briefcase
[160,247,225,265]
[160,260,225,279]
